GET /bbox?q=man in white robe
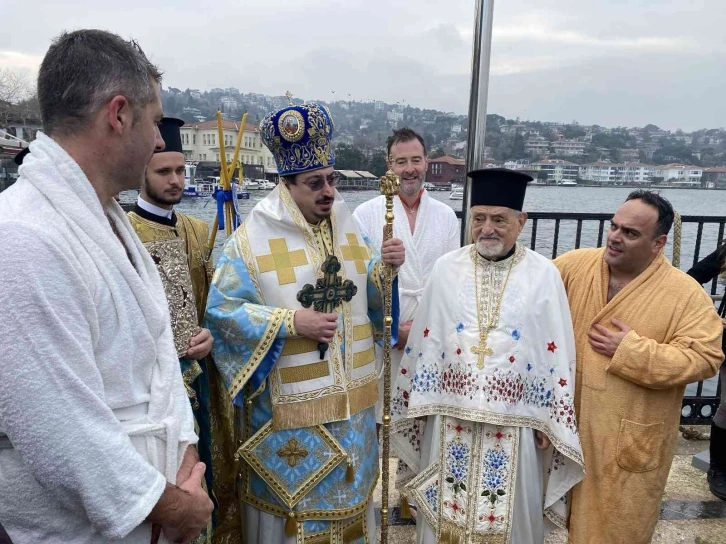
[392,168,584,543]
[353,127,459,507]
[0,30,212,543]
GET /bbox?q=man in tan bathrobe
[555,190,723,544]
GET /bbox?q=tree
[334,143,366,170]
[430,147,446,159]
[0,68,33,127]
[563,127,586,139]
[366,150,388,177]
[512,132,525,158]
[652,143,697,166]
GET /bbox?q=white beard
[476,238,505,258]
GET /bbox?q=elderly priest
[206,101,404,543]
[392,168,584,544]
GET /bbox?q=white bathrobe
[353,191,460,424]
[0,134,197,543]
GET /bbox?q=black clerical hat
[156,117,185,154]
[468,168,533,211]
[13,146,30,166]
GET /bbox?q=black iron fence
[457,211,725,425]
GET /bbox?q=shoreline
[528,184,716,190]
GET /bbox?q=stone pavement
[372,428,726,543]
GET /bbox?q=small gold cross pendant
[471,333,493,370]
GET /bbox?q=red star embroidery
[558,378,568,387]
[487,513,497,523]
[423,328,430,338]
[547,341,557,353]
[495,430,504,440]
[455,424,464,433]
[509,355,516,363]
[451,502,460,513]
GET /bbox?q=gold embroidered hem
[297,509,369,544]
[271,391,349,432]
[440,521,507,544]
[228,307,286,400]
[347,377,378,416]
[406,462,440,532]
[270,375,378,432]
[285,309,297,336]
[405,403,584,467]
[240,472,379,523]
[182,361,203,408]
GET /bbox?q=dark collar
[132,204,177,227]
[489,244,517,262]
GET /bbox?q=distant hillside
[161,87,726,168]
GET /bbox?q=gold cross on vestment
[285,90,294,105]
[256,238,308,285]
[471,332,493,370]
[340,233,369,274]
[276,437,309,467]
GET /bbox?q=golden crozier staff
[379,169,400,544]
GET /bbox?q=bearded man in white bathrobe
[0,30,212,543]
[353,127,459,514]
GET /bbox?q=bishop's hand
[294,309,338,343]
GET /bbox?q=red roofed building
[427,155,466,186]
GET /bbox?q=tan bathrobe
[555,248,723,544]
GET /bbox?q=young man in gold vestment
[128,118,242,543]
[555,190,723,544]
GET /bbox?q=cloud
[494,25,694,51]
[0,0,723,130]
[0,51,43,76]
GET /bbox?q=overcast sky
[2,0,723,131]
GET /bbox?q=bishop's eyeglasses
[302,172,341,192]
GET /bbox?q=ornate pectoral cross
[297,255,357,359]
[471,331,493,370]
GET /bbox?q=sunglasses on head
[301,172,341,192]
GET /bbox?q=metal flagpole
[461,0,496,246]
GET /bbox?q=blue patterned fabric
[252,426,341,497]
[205,243,290,404]
[260,103,336,176]
[247,389,378,516]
